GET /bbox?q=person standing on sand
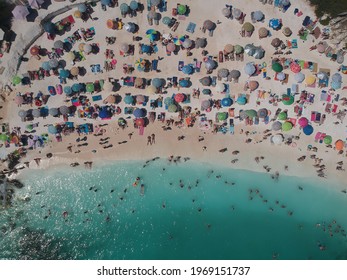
[151,133,155,144]
[147,136,152,145]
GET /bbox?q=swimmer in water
[162,202,166,209]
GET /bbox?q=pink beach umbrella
[298,117,309,127]
[166,42,176,52]
[174,93,185,103]
[290,62,301,73]
[12,5,30,20]
[28,0,45,9]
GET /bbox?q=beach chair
[151,59,158,71]
[178,61,184,71]
[332,104,338,113]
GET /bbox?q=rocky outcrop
[329,12,347,45]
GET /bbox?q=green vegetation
[309,0,347,18]
[0,1,14,30]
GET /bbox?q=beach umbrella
[203,20,216,31]
[135,58,147,71]
[258,27,268,38]
[277,72,286,81]
[164,97,173,106]
[234,45,244,54]
[242,22,254,32]
[12,76,22,85]
[337,54,344,64]
[18,110,27,118]
[30,45,40,56]
[147,85,157,94]
[28,0,44,9]
[317,72,329,80]
[135,118,145,127]
[195,38,207,48]
[83,44,92,54]
[269,18,281,30]
[124,95,134,105]
[86,83,94,93]
[124,22,136,33]
[147,10,156,19]
[224,44,234,54]
[118,117,126,127]
[298,117,309,127]
[229,70,241,79]
[305,75,316,86]
[146,29,159,42]
[303,125,313,135]
[152,78,163,88]
[332,73,342,83]
[74,10,82,18]
[282,27,292,37]
[200,76,211,86]
[59,69,70,79]
[246,109,257,118]
[295,72,305,83]
[49,108,59,116]
[162,16,172,26]
[244,63,256,76]
[70,67,79,76]
[331,81,342,90]
[133,108,145,118]
[66,52,75,62]
[254,47,265,59]
[272,134,284,145]
[141,44,152,54]
[221,97,232,107]
[72,83,82,92]
[205,59,217,70]
[182,39,193,49]
[32,108,41,118]
[135,78,144,87]
[106,19,115,29]
[177,4,187,15]
[43,22,56,34]
[317,43,326,53]
[15,95,24,105]
[216,83,226,92]
[166,42,176,52]
[253,11,264,21]
[64,86,72,95]
[168,104,178,113]
[257,108,268,118]
[59,105,69,115]
[278,111,287,120]
[249,80,259,91]
[130,1,138,10]
[323,135,332,145]
[105,95,116,104]
[150,0,160,6]
[120,43,129,53]
[41,61,51,71]
[173,35,185,46]
[233,8,242,19]
[282,95,294,105]
[12,5,30,20]
[290,62,301,73]
[99,108,111,119]
[282,121,293,131]
[236,96,247,105]
[202,89,211,95]
[272,121,282,131]
[48,125,57,134]
[0,134,8,141]
[272,62,283,73]
[54,40,64,49]
[217,112,228,121]
[271,38,282,48]
[78,3,87,12]
[101,0,112,5]
[174,93,185,103]
[218,68,229,78]
[179,79,190,87]
[335,140,344,151]
[201,100,211,110]
[222,7,231,17]
[49,59,59,69]
[245,44,256,56]
[136,95,145,104]
[182,65,193,75]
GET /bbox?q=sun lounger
[92,95,102,102]
[186,22,196,33]
[151,59,158,71]
[332,104,338,113]
[139,126,144,135]
[178,61,184,71]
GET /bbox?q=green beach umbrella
[245,109,257,118]
[164,97,173,106]
[282,95,294,105]
[168,104,178,113]
[282,121,293,131]
[278,111,287,120]
[162,16,172,26]
[177,4,187,15]
[242,22,254,32]
[323,135,332,145]
[12,76,21,85]
[86,83,94,93]
[272,62,283,73]
[0,134,8,141]
[217,112,228,121]
[234,45,244,54]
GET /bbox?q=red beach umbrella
[30,45,40,56]
[298,117,308,127]
[174,93,185,103]
[290,62,301,73]
[107,19,115,29]
[135,118,145,126]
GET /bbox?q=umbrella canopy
[146,29,159,42]
[141,44,152,53]
[236,96,247,105]
[282,27,292,37]
[201,100,211,110]
[278,111,287,120]
[290,62,301,73]
[303,125,313,135]
[70,67,79,76]
[222,7,231,17]
[150,0,160,6]
[54,40,64,49]
[78,3,87,12]
[12,5,30,20]
[335,140,344,151]
[166,42,176,52]
[200,76,212,86]
[135,58,147,71]
[72,83,82,92]
[64,86,72,95]
[164,97,173,106]
[147,10,156,19]
[133,108,146,118]
[272,121,282,131]
[174,93,185,103]
[130,1,139,10]
[202,89,211,95]
[135,77,144,87]
[317,43,326,53]
[295,72,305,83]
[317,72,329,80]
[217,112,228,121]
[135,118,145,127]
[177,4,187,15]
[233,8,242,19]
[331,73,342,83]
[59,105,69,115]
[217,68,229,78]
[282,121,293,131]
[244,63,256,75]
[28,0,45,9]
[162,16,172,26]
[271,38,282,48]
[66,52,75,61]
[99,108,112,119]
[254,48,265,59]
[269,18,281,30]
[120,43,129,53]
[323,135,332,145]
[305,75,316,85]
[337,54,344,64]
[245,44,256,56]
[124,95,134,105]
[298,117,309,127]
[43,22,56,34]
[74,11,82,18]
[257,108,268,118]
[234,45,244,54]
[182,39,193,49]
[195,38,207,48]
[124,22,136,33]
[205,59,217,70]
[49,59,59,69]
[106,19,115,29]
[30,45,40,56]
[86,83,95,93]
[242,22,254,32]
[152,78,163,88]
[282,95,294,105]
[221,97,232,107]
[249,80,259,90]
[253,10,264,21]
[229,70,241,79]
[182,65,193,75]
[49,107,59,116]
[173,35,185,45]
[331,81,342,90]
[224,44,234,54]
[258,27,269,38]
[277,72,286,81]
[246,109,257,118]
[42,61,51,71]
[272,62,283,73]
[83,44,92,54]
[59,69,70,78]
[32,108,41,118]
[12,76,22,85]
[147,85,157,94]
[272,134,284,145]
[203,20,216,31]
[101,0,112,5]
[216,83,225,92]
[168,104,178,113]
[18,110,27,118]
[48,125,57,134]
[179,79,190,87]
[15,95,24,105]
[136,95,145,104]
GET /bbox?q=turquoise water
[1,159,347,260]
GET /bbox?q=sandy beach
[0,0,346,187]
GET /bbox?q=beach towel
[72,98,81,106]
[186,22,196,33]
[92,95,102,102]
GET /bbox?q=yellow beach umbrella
[66,52,75,61]
[70,67,79,76]
[74,11,82,19]
[78,43,85,52]
[305,75,316,86]
[147,85,157,94]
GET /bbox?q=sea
[1,159,347,260]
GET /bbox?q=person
[151,133,155,144]
[147,136,152,145]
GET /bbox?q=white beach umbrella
[272,134,284,145]
[277,72,286,81]
[216,83,226,92]
[0,28,5,40]
[294,72,305,83]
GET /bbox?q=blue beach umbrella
[303,125,314,135]
[101,0,112,6]
[130,1,138,10]
[78,3,87,13]
[146,29,159,42]
[179,79,190,87]
[331,81,341,90]
[152,78,163,88]
[124,95,134,105]
[72,83,82,92]
[141,44,152,54]
[162,16,172,26]
[59,69,70,78]
[43,22,56,34]
[164,97,173,106]
[221,97,232,107]
[64,86,72,95]
[236,96,247,105]
[99,108,112,119]
[133,108,145,118]
[269,18,281,30]
[48,125,57,134]
[182,65,193,75]
[42,61,51,71]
